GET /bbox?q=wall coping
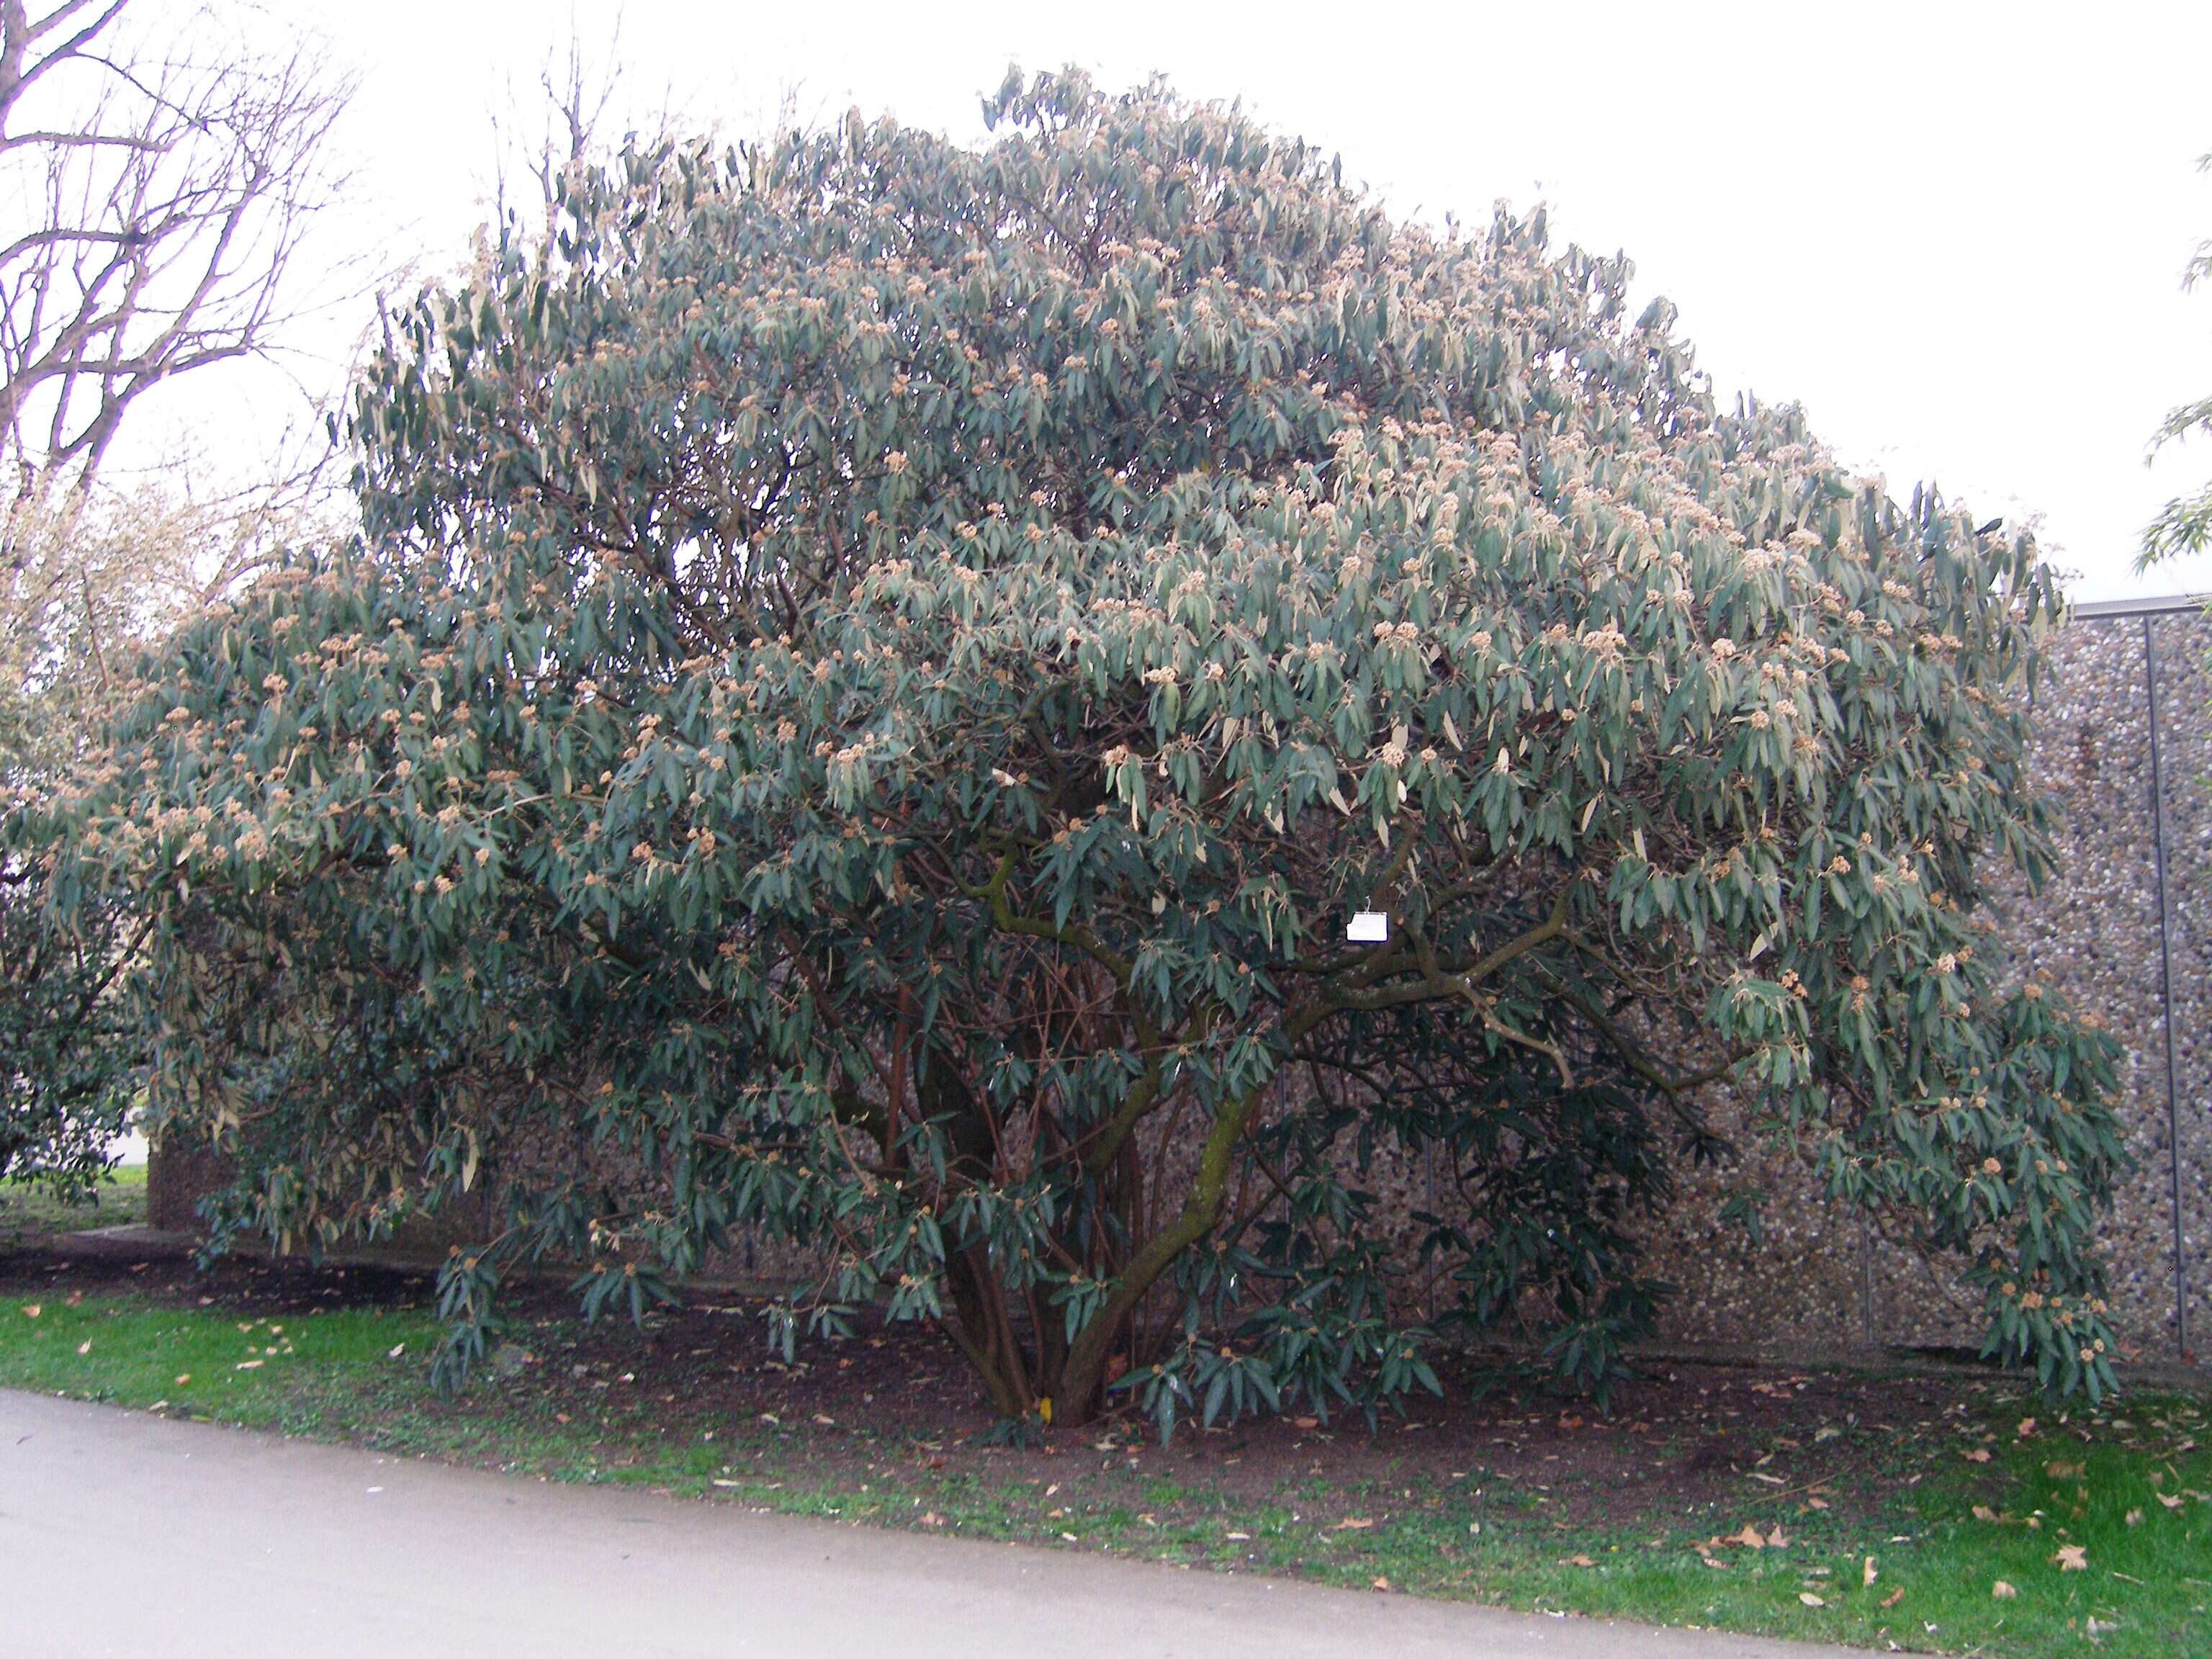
[2069,593,2211,619]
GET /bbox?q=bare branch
[0,0,355,497]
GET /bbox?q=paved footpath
[1,1390,1858,1658]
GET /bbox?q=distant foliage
[3,486,290,1192]
[38,71,2127,1424]
[2141,150,2212,567]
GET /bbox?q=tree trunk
[1051,1069,1273,1424]
[943,1245,1030,1418]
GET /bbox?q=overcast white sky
[157,0,2212,601]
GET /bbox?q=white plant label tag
[1347,910,1390,943]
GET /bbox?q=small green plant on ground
[0,1251,2202,1659]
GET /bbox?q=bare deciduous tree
[1,0,352,1196]
[485,8,702,246]
[0,0,354,499]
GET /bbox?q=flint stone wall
[1629,598,2210,1367]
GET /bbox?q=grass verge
[1,1164,148,1242]
[1,1272,2205,1658]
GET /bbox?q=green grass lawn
[0,1164,148,1241]
[1,1279,2205,1658]
[0,1286,439,1434]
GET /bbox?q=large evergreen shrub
[42,71,2126,1426]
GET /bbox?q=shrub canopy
[38,70,2128,1426]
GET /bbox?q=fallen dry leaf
[2159,1493,2185,1510]
[1371,1576,1392,1591]
[1881,1588,1907,1609]
[1564,1555,1596,1568]
[1806,1497,1830,1511]
[172,1374,189,1386]
[1863,1556,1878,1588]
[1731,1523,1768,1549]
[20,1304,39,1318]
[2018,1418,2038,1439]
[1292,1416,1319,1430]
[2126,1508,2144,1527]
[1963,1447,1992,1463]
[1993,1581,2018,1600]
[234,1359,262,1370]
[1333,1517,1375,1532]
[2054,1544,2087,1571]
[1972,1504,2001,1522]
[1799,1592,1826,1607]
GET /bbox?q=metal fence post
[2144,613,2190,1360]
